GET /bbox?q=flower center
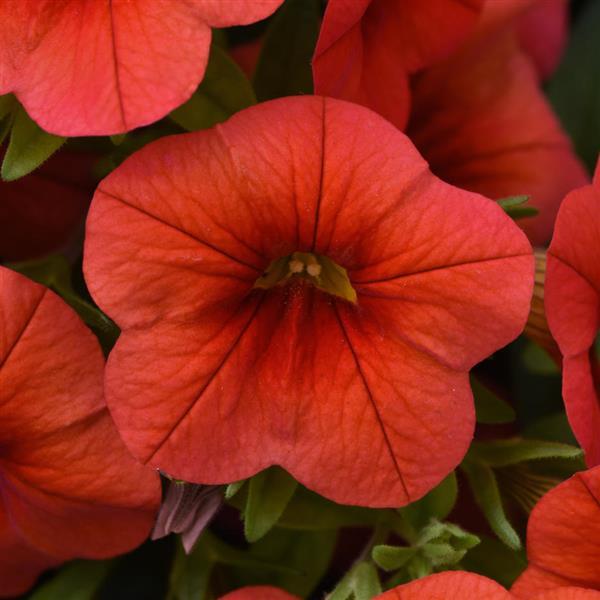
[254,251,357,303]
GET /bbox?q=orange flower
[0,267,160,596]
[84,96,533,508]
[0,0,282,136]
[545,160,600,465]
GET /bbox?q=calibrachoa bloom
[312,0,485,131]
[516,0,569,79]
[512,466,600,597]
[0,267,160,596]
[378,571,600,599]
[84,96,533,508]
[313,0,588,245]
[545,161,600,465]
[0,148,96,261]
[0,0,283,136]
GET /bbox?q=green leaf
[372,545,417,572]
[328,561,382,600]
[253,0,320,101]
[468,438,583,468]
[8,256,119,353]
[277,486,380,530]
[1,105,65,181]
[110,133,127,146]
[461,460,521,550]
[461,535,527,588]
[170,43,255,131]
[168,540,212,600]
[234,528,336,597]
[244,467,298,542]
[521,341,559,376]
[471,376,516,424]
[29,561,112,600]
[0,93,16,120]
[401,472,458,531]
[547,0,600,172]
[497,195,538,220]
[225,480,246,500]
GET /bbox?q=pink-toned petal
[3,0,282,136]
[517,0,569,79]
[192,0,283,27]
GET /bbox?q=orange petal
[376,571,512,599]
[0,0,282,136]
[545,166,600,465]
[512,466,600,597]
[219,587,298,600]
[0,267,160,592]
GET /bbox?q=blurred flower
[545,160,600,466]
[84,96,533,508]
[0,147,96,261]
[516,0,569,80]
[0,267,160,597]
[511,466,600,597]
[0,0,282,136]
[313,0,588,245]
[312,0,485,131]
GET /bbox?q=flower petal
[545,169,600,465]
[0,268,160,573]
[408,27,588,245]
[1,0,281,136]
[312,0,483,130]
[375,571,512,599]
[512,466,600,596]
[219,587,298,600]
[0,508,58,597]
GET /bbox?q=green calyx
[254,251,357,304]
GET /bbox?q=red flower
[312,0,485,131]
[219,587,297,600]
[0,0,282,136]
[313,0,588,245]
[83,96,533,508]
[511,466,600,597]
[545,161,600,466]
[376,570,599,599]
[516,0,569,80]
[0,147,96,261]
[407,8,587,246]
[0,267,160,596]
